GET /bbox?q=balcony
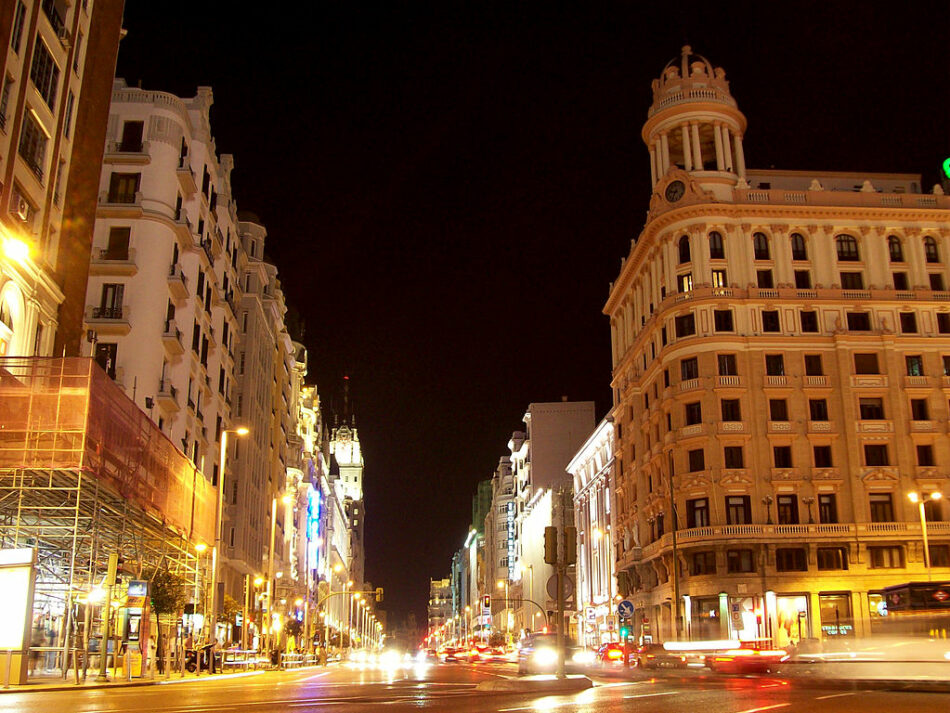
[717,421,747,434]
[89,248,137,276]
[162,320,184,356]
[856,420,893,433]
[103,140,150,165]
[177,155,197,195]
[903,375,931,390]
[677,423,705,439]
[909,420,938,433]
[764,375,790,388]
[98,190,143,219]
[679,377,702,393]
[715,375,743,389]
[768,420,793,433]
[851,374,888,388]
[168,264,188,300]
[85,305,130,335]
[156,380,180,412]
[803,375,829,388]
[807,420,834,433]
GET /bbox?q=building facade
[607,47,950,646]
[568,418,617,648]
[1,0,124,360]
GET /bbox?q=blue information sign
[617,599,635,618]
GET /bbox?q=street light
[496,579,510,644]
[210,426,249,645]
[909,491,943,579]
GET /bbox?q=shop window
[819,593,853,637]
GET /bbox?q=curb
[0,667,273,694]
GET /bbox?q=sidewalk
[1,666,273,694]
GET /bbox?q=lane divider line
[815,693,856,700]
[732,704,791,713]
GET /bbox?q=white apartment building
[567,418,617,647]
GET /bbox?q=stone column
[735,134,747,177]
[660,132,670,175]
[722,128,733,172]
[713,123,724,170]
[691,123,703,170]
[650,147,657,188]
[681,125,692,171]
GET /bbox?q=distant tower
[643,45,748,192]
[329,375,365,583]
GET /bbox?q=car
[517,633,595,675]
[440,647,461,663]
[597,642,633,665]
[634,643,690,669]
[706,644,786,674]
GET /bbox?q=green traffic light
[619,626,630,639]
[943,157,950,180]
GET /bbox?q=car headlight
[532,648,558,667]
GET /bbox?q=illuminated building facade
[0,0,124,359]
[607,47,950,646]
[568,418,617,647]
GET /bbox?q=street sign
[617,599,635,618]
[586,607,596,622]
[546,574,575,600]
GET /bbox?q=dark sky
[115,2,949,625]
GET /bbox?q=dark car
[706,644,785,674]
[635,643,690,669]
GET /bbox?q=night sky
[114,3,949,625]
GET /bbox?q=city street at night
[1,663,947,713]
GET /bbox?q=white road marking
[731,704,791,713]
[622,691,680,700]
[815,692,855,700]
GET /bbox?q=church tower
[329,376,365,584]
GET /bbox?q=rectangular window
[840,271,864,289]
[680,357,699,381]
[726,496,751,525]
[105,227,131,260]
[809,399,828,421]
[893,271,908,290]
[30,40,60,109]
[773,445,792,468]
[929,546,950,568]
[686,498,710,528]
[726,549,755,573]
[724,445,744,468]
[757,269,774,289]
[869,492,894,522]
[805,354,824,376]
[690,551,716,575]
[794,270,811,289]
[906,355,924,376]
[10,1,26,53]
[717,353,737,376]
[711,269,728,288]
[911,398,929,420]
[684,401,702,425]
[847,312,871,331]
[938,314,950,334]
[714,310,734,332]
[917,444,935,466]
[119,121,144,152]
[930,273,945,291]
[720,399,741,421]
[762,310,780,332]
[674,313,696,337]
[678,272,693,292]
[73,31,83,73]
[765,354,785,376]
[859,398,884,420]
[814,445,833,468]
[18,112,48,181]
[854,353,879,374]
[776,548,807,571]
[777,495,799,524]
[899,312,918,333]
[865,444,890,466]
[800,310,819,332]
[769,399,788,421]
[818,493,838,523]
[817,547,848,571]
[688,448,705,472]
[108,173,140,203]
[868,545,903,569]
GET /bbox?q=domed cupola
[642,46,748,190]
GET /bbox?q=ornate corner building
[606,47,950,646]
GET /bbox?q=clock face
[665,180,686,202]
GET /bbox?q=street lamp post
[909,491,943,580]
[496,579,510,645]
[210,426,249,646]
[324,563,343,663]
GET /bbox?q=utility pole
[96,553,119,682]
[544,488,576,680]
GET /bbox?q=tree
[222,594,241,623]
[149,567,188,617]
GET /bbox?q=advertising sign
[0,548,36,685]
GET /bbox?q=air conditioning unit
[15,197,29,221]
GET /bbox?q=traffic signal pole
[545,488,576,680]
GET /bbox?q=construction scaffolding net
[0,357,216,674]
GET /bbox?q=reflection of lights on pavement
[532,696,570,711]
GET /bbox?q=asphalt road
[1,661,946,712]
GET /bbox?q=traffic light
[543,526,558,564]
[375,587,384,603]
[482,594,490,609]
[563,526,577,565]
[943,157,950,180]
[619,621,630,640]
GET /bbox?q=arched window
[678,235,691,264]
[0,299,11,330]
[790,233,807,261]
[708,231,724,260]
[887,236,904,262]
[924,236,940,263]
[753,232,770,260]
[836,234,859,261]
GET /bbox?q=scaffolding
[0,357,216,675]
